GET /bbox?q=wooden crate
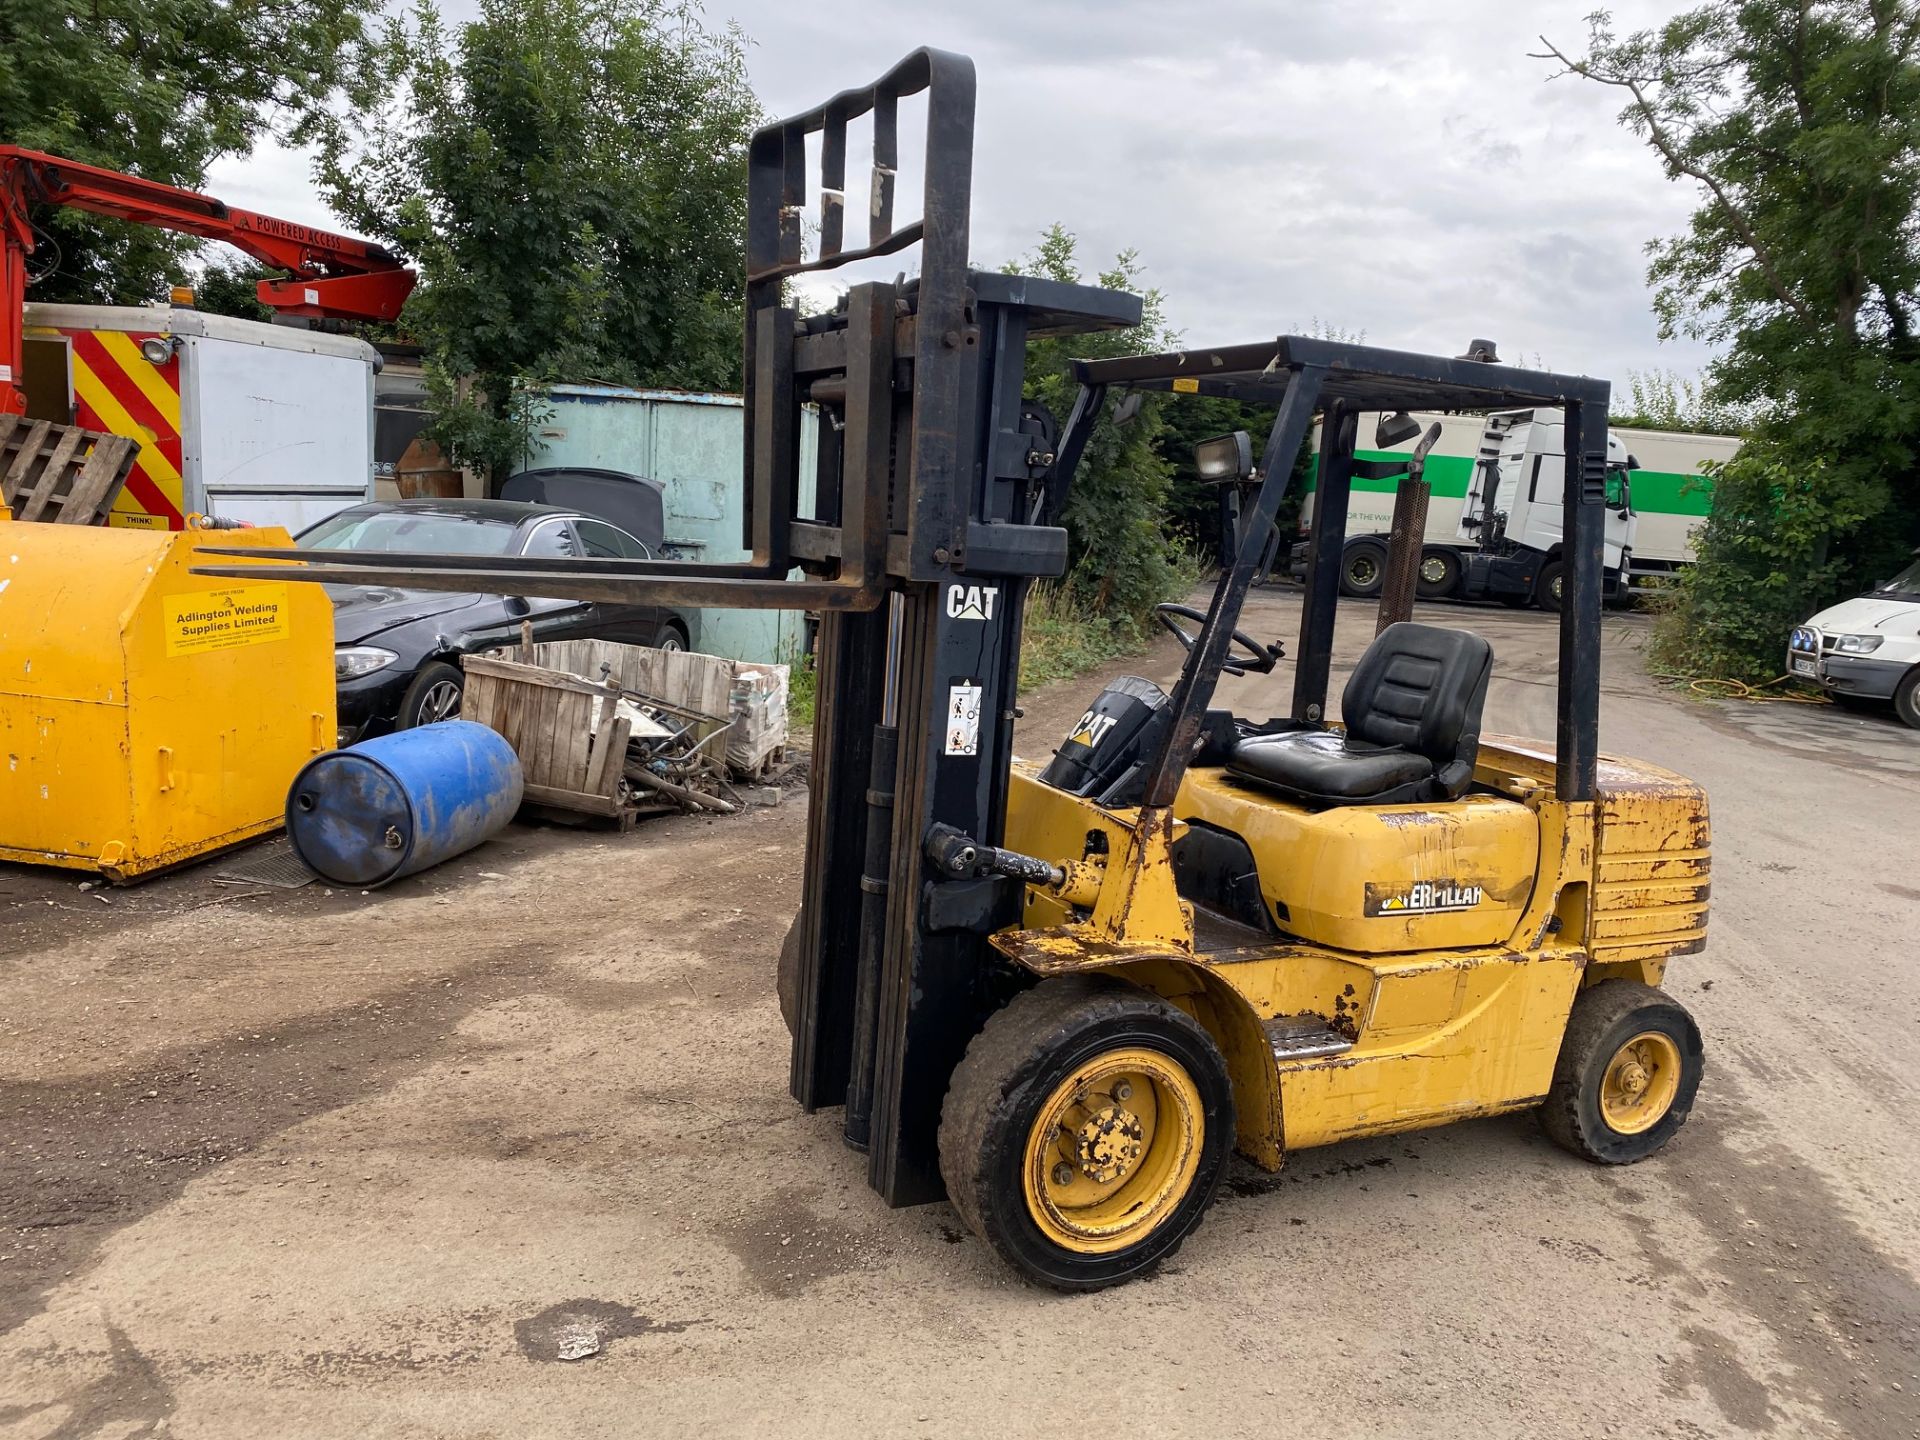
[527,638,735,756]
[461,654,635,824]
[528,638,787,776]
[0,416,141,525]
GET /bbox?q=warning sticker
[944,681,983,757]
[164,586,291,656]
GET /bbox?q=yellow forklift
[200,47,1709,1291]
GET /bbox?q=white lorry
[1296,410,1740,608]
[21,302,380,532]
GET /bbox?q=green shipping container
[516,384,818,664]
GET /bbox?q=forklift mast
[198,48,1142,1205]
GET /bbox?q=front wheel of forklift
[939,977,1234,1291]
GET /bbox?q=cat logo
[946,583,998,621]
[1069,710,1118,749]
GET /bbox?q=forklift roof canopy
[1073,335,1610,413]
[1061,336,1614,811]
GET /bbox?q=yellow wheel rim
[1021,1047,1204,1255]
[1599,1030,1683,1135]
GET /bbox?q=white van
[1786,552,1920,727]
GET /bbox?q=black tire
[1415,547,1462,600]
[1340,541,1388,599]
[1894,668,1920,730]
[1541,980,1703,1164]
[397,660,464,728]
[776,911,802,1035]
[653,620,689,653]
[1537,560,1566,613]
[939,976,1234,1292]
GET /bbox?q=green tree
[1011,225,1188,625]
[320,0,758,479]
[188,257,276,323]
[1541,3,1920,678]
[1612,368,1753,435]
[0,0,388,305]
[1157,393,1279,563]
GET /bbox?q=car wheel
[653,620,689,653]
[398,660,464,728]
[1340,541,1387,599]
[1894,668,1920,730]
[1415,548,1461,600]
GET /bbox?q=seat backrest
[1341,622,1493,792]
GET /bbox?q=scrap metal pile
[460,638,788,829]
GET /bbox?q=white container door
[183,337,374,532]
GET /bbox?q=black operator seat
[1228,622,1493,806]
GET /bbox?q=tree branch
[1536,34,1820,329]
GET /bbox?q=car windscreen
[300,510,518,556]
[1873,557,1920,598]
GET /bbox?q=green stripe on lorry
[1306,451,1715,518]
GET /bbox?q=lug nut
[1112,1081,1133,1103]
[1052,1162,1075,1187]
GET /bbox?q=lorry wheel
[939,976,1234,1292]
[1542,980,1703,1165]
[1894,669,1920,730]
[1416,548,1461,599]
[1537,561,1566,612]
[1340,541,1388,598]
[399,661,464,728]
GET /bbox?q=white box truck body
[21,303,378,532]
[1297,409,1739,607]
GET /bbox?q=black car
[303,499,689,745]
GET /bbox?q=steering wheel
[1154,603,1282,677]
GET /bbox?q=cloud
[207,0,1718,390]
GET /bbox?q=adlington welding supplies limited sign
[162,585,291,657]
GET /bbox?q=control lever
[925,823,1064,888]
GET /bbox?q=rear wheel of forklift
[939,976,1234,1291]
[1541,980,1703,1164]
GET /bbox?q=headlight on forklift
[1834,634,1885,654]
[335,645,399,679]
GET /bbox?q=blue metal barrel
[285,720,523,887]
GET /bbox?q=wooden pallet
[0,415,141,524]
[462,655,636,826]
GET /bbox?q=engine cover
[1037,675,1171,806]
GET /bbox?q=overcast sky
[209,0,1716,388]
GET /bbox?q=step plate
[1263,1014,1355,1062]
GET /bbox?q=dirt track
[2,590,1916,1439]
